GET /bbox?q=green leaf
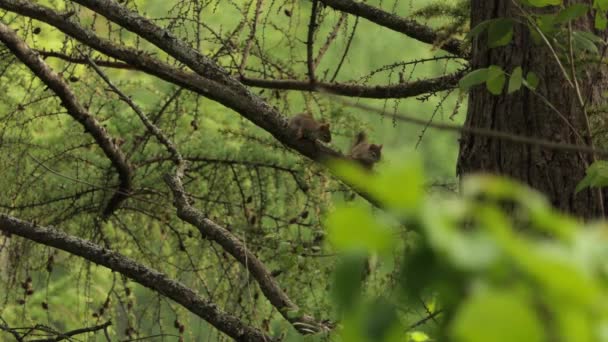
[595,12,608,29]
[594,0,608,11]
[508,66,523,94]
[527,0,562,7]
[329,157,424,214]
[331,253,366,312]
[572,30,600,55]
[486,65,506,95]
[372,158,424,213]
[524,71,540,90]
[575,160,608,193]
[326,204,394,253]
[466,20,492,40]
[450,289,545,342]
[528,25,542,44]
[575,30,605,44]
[487,19,514,47]
[459,68,489,90]
[536,14,557,34]
[556,4,589,23]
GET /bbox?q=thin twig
[408,310,443,330]
[314,13,347,67]
[307,0,319,83]
[31,321,112,342]
[239,0,264,76]
[330,16,358,82]
[331,96,608,158]
[78,48,182,164]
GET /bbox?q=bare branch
[307,0,319,82]
[318,0,466,57]
[314,13,347,68]
[241,71,463,98]
[239,0,264,76]
[0,214,273,342]
[38,50,459,98]
[336,97,608,158]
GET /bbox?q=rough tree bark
[457,0,608,218]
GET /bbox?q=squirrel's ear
[378,144,383,150]
[321,123,330,128]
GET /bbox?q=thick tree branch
[37,50,460,98]
[241,72,462,98]
[0,22,133,219]
[2,0,335,158]
[0,0,378,207]
[318,0,466,57]
[71,0,244,93]
[0,214,273,342]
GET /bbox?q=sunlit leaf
[408,331,430,342]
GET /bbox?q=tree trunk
[457,0,608,218]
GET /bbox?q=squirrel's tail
[353,131,367,147]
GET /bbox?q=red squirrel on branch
[349,131,382,169]
[288,112,331,143]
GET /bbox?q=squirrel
[349,131,382,169]
[288,112,331,143]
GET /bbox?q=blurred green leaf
[331,253,367,313]
[408,331,430,342]
[326,204,394,253]
[450,288,545,342]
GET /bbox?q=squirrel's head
[368,144,383,161]
[318,123,331,143]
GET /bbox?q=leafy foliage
[325,158,608,342]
